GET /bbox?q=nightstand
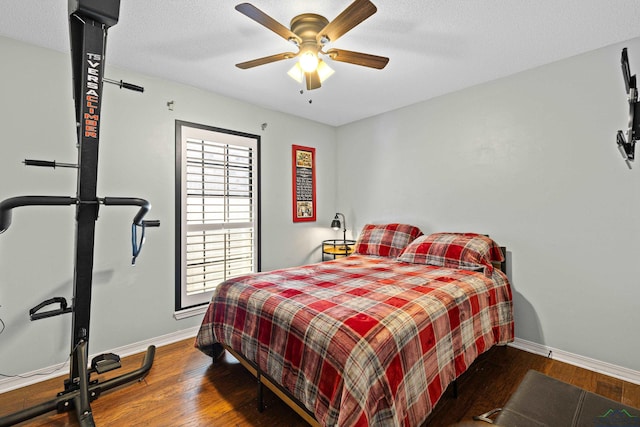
[322,239,356,261]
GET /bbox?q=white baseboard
[0,326,199,395]
[3,330,640,395]
[509,337,640,385]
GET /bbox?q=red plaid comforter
[196,255,514,426]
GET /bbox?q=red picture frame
[292,145,316,222]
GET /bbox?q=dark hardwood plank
[595,377,624,401]
[623,382,640,408]
[0,340,637,426]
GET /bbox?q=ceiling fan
[235,0,389,90]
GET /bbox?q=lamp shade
[331,212,347,243]
[316,60,335,81]
[288,60,334,85]
[287,63,304,83]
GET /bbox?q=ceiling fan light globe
[287,63,304,83]
[317,60,334,82]
[299,51,319,72]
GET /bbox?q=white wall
[336,38,640,372]
[0,36,337,376]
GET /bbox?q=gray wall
[0,36,337,375]
[2,32,640,379]
[336,37,640,372]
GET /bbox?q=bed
[195,225,514,426]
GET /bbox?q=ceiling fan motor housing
[290,14,330,47]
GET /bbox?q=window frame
[174,120,261,314]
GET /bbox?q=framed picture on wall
[292,145,316,222]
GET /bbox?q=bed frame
[222,345,321,426]
[215,247,508,426]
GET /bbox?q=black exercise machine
[0,1,158,426]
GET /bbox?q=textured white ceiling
[1,1,640,126]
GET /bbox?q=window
[175,121,260,313]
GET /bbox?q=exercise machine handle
[103,78,144,93]
[101,197,160,264]
[0,196,77,233]
[120,82,144,93]
[24,159,77,169]
[24,159,56,168]
[29,297,73,321]
[102,197,154,225]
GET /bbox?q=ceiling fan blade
[236,3,302,45]
[306,71,322,90]
[317,0,377,44]
[326,48,389,69]
[236,52,297,69]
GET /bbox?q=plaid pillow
[354,223,423,258]
[397,232,504,275]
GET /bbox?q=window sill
[173,304,207,320]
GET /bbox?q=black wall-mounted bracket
[617,47,639,169]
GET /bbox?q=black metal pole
[73,340,95,426]
[67,10,108,389]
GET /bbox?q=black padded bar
[24,159,56,168]
[103,77,144,92]
[24,159,78,169]
[120,81,144,92]
[102,197,153,225]
[0,196,76,233]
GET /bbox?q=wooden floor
[1,339,639,426]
